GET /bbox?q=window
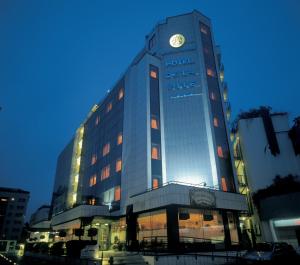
[152,178,159,189]
[151,145,160,160]
[200,26,208,34]
[117,133,123,145]
[221,177,228,192]
[217,146,224,158]
[106,102,112,113]
[89,198,96,205]
[89,175,97,187]
[150,70,157,79]
[91,154,97,165]
[207,68,216,77]
[116,159,122,172]
[213,117,219,127]
[102,143,110,156]
[151,117,159,129]
[101,165,110,180]
[210,92,216,101]
[95,116,100,126]
[114,186,121,201]
[118,88,124,100]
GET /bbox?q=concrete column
[166,205,179,251]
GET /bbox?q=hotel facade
[50,10,247,250]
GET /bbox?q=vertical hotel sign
[166,33,201,97]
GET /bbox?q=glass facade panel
[227,212,239,244]
[178,208,224,243]
[137,209,167,242]
[111,218,126,245]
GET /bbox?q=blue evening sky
[0,0,299,219]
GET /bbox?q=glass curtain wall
[178,208,224,243]
[137,210,167,243]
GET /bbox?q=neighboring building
[233,108,300,247]
[0,187,30,241]
[50,10,247,250]
[29,205,51,242]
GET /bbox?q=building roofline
[0,187,30,194]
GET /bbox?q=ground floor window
[111,218,126,245]
[137,209,167,243]
[178,208,224,243]
[227,211,239,244]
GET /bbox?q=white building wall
[238,114,300,192]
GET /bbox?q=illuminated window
[210,92,216,101]
[151,117,159,129]
[91,154,97,165]
[221,177,228,192]
[89,175,97,187]
[207,68,216,77]
[102,143,110,156]
[95,116,100,126]
[118,88,124,100]
[151,145,160,160]
[150,70,157,79]
[213,118,219,127]
[217,146,224,158]
[89,198,96,205]
[116,158,122,172]
[101,165,110,180]
[114,186,121,201]
[152,178,159,189]
[117,133,123,145]
[220,71,224,82]
[200,26,208,34]
[106,102,112,113]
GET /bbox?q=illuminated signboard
[169,34,185,48]
[190,188,216,208]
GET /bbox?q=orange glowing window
[101,165,110,180]
[151,117,159,129]
[207,68,215,77]
[89,198,96,205]
[95,116,100,126]
[91,154,97,165]
[117,133,123,145]
[106,102,112,113]
[217,146,224,158]
[152,178,159,189]
[89,175,97,187]
[116,159,122,172]
[150,70,157,79]
[114,186,121,201]
[200,26,208,34]
[118,89,124,100]
[210,92,216,101]
[221,177,228,192]
[151,145,160,160]
[213,117,219,127]
[102,143,110,156]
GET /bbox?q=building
[50,10,247,250]
[0,187,30,243]
[29,205,51,242]
[233,108,300,247]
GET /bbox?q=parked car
[80,244,100,259]
[242,242,297,264]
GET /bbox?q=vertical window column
[149,65,162,189]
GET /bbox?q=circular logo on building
[169,34,185,48]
